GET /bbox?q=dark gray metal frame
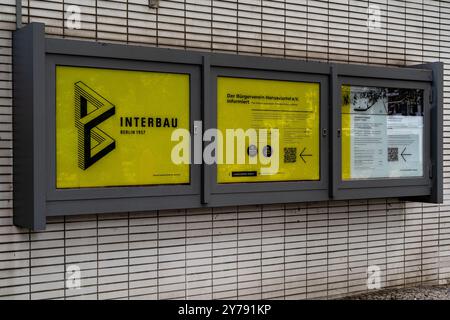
[406,62,444,204]
[203,66,330,207]
[12,23,443,231]
[331,76,432,200]
[45,55,202,209]
[328,63,442,202]
[13,23,46,230]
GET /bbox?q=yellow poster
[217,77,320,183]
[56,66,190,188]
[342,85,351,180]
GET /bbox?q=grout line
[184,209,187,299]
[96,214,99,300]
[95,0,98,41]
[236,206,239,300]
[282,204,286,300]
[260,205,263,299]
[28,229,31,300]
[156,210,159,299]
[126,0,129,44]
[62,0,64,38]
[210,208,213,299]
[63,216,66,300]
[127,212,130,300]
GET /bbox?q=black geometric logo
[75,82,116,170]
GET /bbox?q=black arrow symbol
[299,147,312,163]
[401,147,412,162]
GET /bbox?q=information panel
[342,85,424,180]
[56,66,190,188]
[217,77,320,183]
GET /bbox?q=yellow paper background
[217,77,320,183]
[341,85,351,180]
[56,66,190,188]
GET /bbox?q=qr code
[388,147,398,162]
[284,147,297,163]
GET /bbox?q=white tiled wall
[1,0,450,300]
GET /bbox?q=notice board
[216,77,320,183]
[341,85,424,180]
[12,22,442,230]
